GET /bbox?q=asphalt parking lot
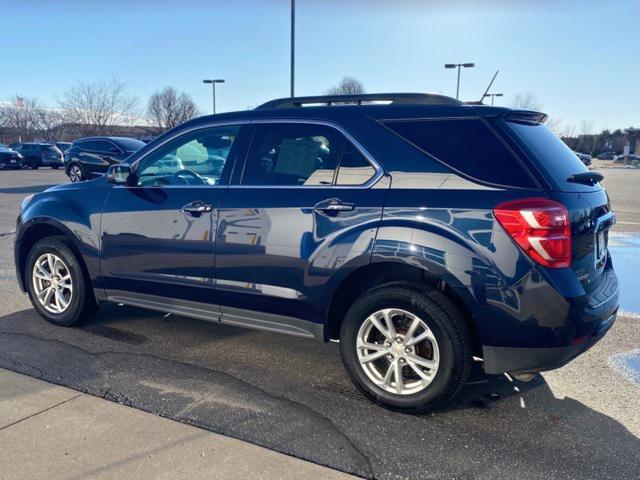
[0,168,639,480]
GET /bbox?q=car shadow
[0,306,638,479]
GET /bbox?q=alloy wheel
[69,164,82,182]
[32,253,73,314]
[356,308,440,395]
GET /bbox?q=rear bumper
[0,159,23,168]
[482,309,617,374]
[482,261,619,374]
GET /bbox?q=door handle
[181,201,213,217]
[313,199,355,215]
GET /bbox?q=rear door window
[242,123,342,186]
[336,142,377,185]
[383,119,536,188]
[241,123,378,187]
[94,140,119,153]
[114,138,146,152]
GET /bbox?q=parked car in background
[55,142,72,153]
[597,151,615,160]
[15,93,618,413]
[575,152,592,166]
[614,153,640,163]
[11,143,63,169]
[64,136,146,182]
[0,143,23,169]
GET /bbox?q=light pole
[484,93,503,105]
[444,63,475,100]
[290,0,295,97]
[202,79,225,114]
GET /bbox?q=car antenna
[479,70,499,104]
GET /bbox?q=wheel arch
[324,261,483,356]
[16,218,90,293]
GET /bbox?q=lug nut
[386,354,393,360]
[396,337,403,344]
[405,347,411,353]
[399,358,406,364]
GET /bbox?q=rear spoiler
[503,110,548,125]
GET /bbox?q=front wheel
[340,283,472,413]
[26,237,97,326]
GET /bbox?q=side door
[100,124,244,316]
[215,120,387,339]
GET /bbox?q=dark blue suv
[14,94,618,412]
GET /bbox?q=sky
[1,0,638,132]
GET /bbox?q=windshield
[506,121,596,191]
[114,138,146,152]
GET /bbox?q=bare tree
[510,92,544,111]
[58,76,138,136]
[35,108,64,141]
[580,119,594,136]
[325,77,366,96]
[147,87,199,130]
[545,117,564,135]
[0,96,43,140]
[560,123,576,139]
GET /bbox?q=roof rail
[256,93,462,109]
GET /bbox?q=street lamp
[444,63,475,100]
[290,0,295,97]
[202,79,225,114]
[484,93,503,105]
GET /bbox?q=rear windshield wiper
[567,171,604,185]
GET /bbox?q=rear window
[506,121,591,190]
[114,138,146,152]
[384,119,535,188]
[41,144,60,152]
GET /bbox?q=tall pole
[290,0,295,97]
[445,63,475,100]
[212,83,217,114]
[203,79,225,115]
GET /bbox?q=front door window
[135,125,239,186]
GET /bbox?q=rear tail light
[493,198,571,268]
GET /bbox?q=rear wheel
[52,165,59,170]
[68,163,84,182]
[340,283,472,413]
[26,237,97,326]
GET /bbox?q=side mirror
[106,164,132,185]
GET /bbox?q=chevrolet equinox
[15,93,618,412]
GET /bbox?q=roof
[256,93,463,109]
[74,136,146,142]
[159,93,543,135]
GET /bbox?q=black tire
[28,157,39,169]
[52,165,59,170]
[68,162,84,182]
[340,282,472,413]
[25,237,98,327]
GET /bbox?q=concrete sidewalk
[0,369,357,480]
